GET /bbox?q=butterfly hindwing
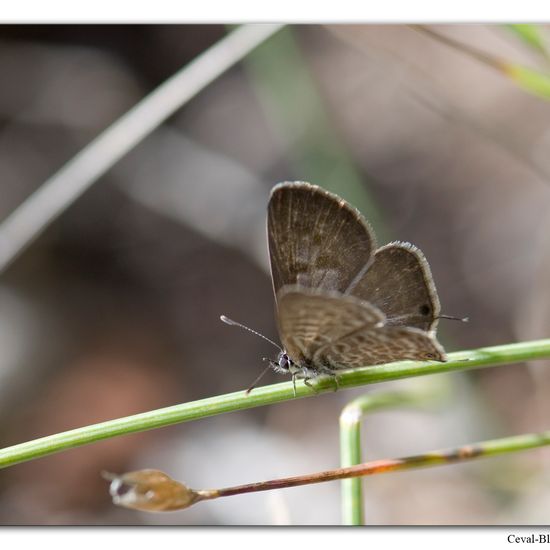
[314,324,447,369]
[276,285,385,365]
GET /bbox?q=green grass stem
[339,389,443,525]
[1,338,549,470]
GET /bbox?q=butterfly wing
[268,182,376,298]
[349,242,441,332]
[313,324,447,369]
[268,183,446,371]
[276,285,385,365]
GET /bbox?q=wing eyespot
[419,304,431,316]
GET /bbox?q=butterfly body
[269,348,330,394]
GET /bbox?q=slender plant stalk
[1,339,550,470]
[411,25,504,70]
[0,23,284,274]
[108,429,550,512]
[214,430,550,497]
[412,25,550,100]
[339,402,363,525]
[505,24,550,63]
[339,389,443,525]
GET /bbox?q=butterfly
[223,181,454,395]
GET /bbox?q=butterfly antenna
[220,315,283,351]
[437,314,469,322]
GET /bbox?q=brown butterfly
[223,182,462,395]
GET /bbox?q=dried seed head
[103,469,203,512]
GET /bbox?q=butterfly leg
[317,366,339,392]
[301,367,320,394]
[303,377,319,394]
[319,372,339,392]
[291,374,297,397]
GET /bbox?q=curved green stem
[1,338,550,469]
[339,389,442,525]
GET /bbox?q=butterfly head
[273,351,297,374]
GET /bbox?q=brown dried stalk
[104,429,550,512]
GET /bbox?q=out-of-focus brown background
[0,24,549,525]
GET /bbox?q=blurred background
[0,24,549,525]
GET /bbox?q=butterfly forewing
[350,242,441,331]
[276,285,385,365]
[268,182,376,298]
